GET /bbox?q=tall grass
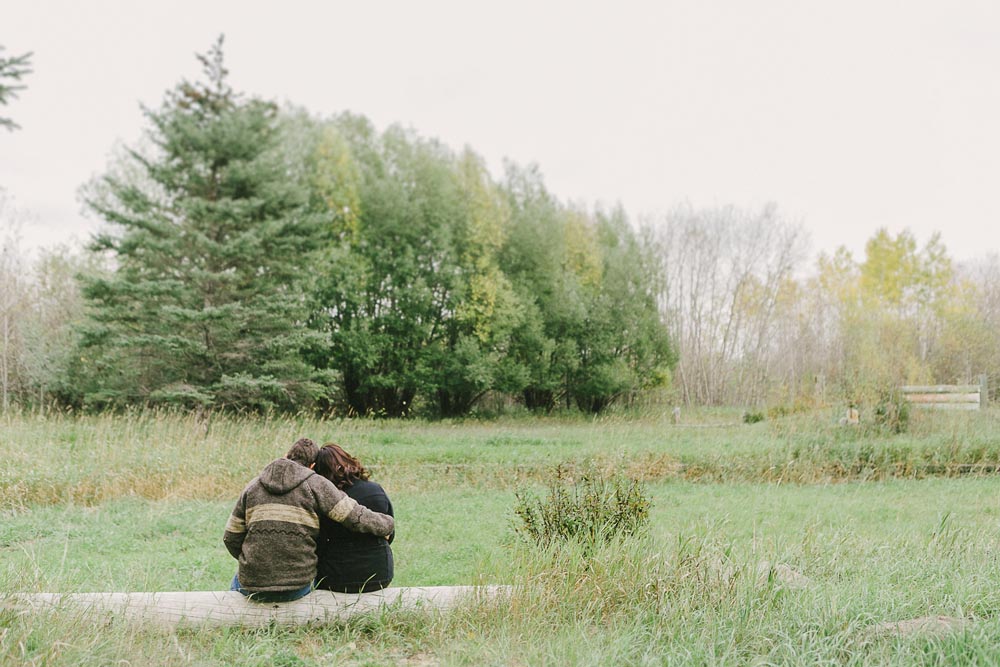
[3,410,1000,664]
[6,518,1000,665]
[2,408,999,509]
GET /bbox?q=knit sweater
[223,458,395,593]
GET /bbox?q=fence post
[981,374,989,409]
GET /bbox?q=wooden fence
[900,375,988,410]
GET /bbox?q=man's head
[285,438,318,467]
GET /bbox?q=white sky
[2,0,999,264]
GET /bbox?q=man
[224,438,395,602]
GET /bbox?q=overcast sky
[2,0,998,264]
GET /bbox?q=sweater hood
[259,458,315,495]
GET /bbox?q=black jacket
[315,479,394,593]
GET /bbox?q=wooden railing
[900,375,988,410]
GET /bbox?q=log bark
[5,586,511,628]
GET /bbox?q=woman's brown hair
[314,443,369,490]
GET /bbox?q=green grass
[3,407,1000,508]
[2,410,1000,665]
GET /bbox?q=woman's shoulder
[345,478,392,516]
[351,479,385,492]
[349,479,387,496]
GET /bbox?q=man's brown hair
[285,438,318,467]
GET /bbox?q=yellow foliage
[458,150,509,268]
[562,208,602,287]
[310,126,361,241]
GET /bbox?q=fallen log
[5,586,510,629]
[869,615,971,637]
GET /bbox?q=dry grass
[3,407,1000,665]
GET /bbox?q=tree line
[647,207,1000,408]
[1,41,996,416]
[2,41,673,416]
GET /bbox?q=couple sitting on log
[223,438,395,602]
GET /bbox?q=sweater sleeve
[385,495,395,544]
[222,492,248,559]
[364,483,395,544]
[313,475,395,537]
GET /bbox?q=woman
[313,443,394,593]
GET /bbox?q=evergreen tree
[0,45,32,131]
[77,38,327,411]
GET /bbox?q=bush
[743,410,765,424]
[513,464,651,550]
[765,399,814,420]
[873,389,910,434]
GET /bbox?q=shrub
[873,388,910,434]
[513,464,651,550]
[743,410,765,424]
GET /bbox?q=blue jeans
[230,574,312,602]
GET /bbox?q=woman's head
[314,443,369,490]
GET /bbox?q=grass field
[2,408,1000,665]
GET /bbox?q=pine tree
[0,45,32,131]
[77,38,328,411]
